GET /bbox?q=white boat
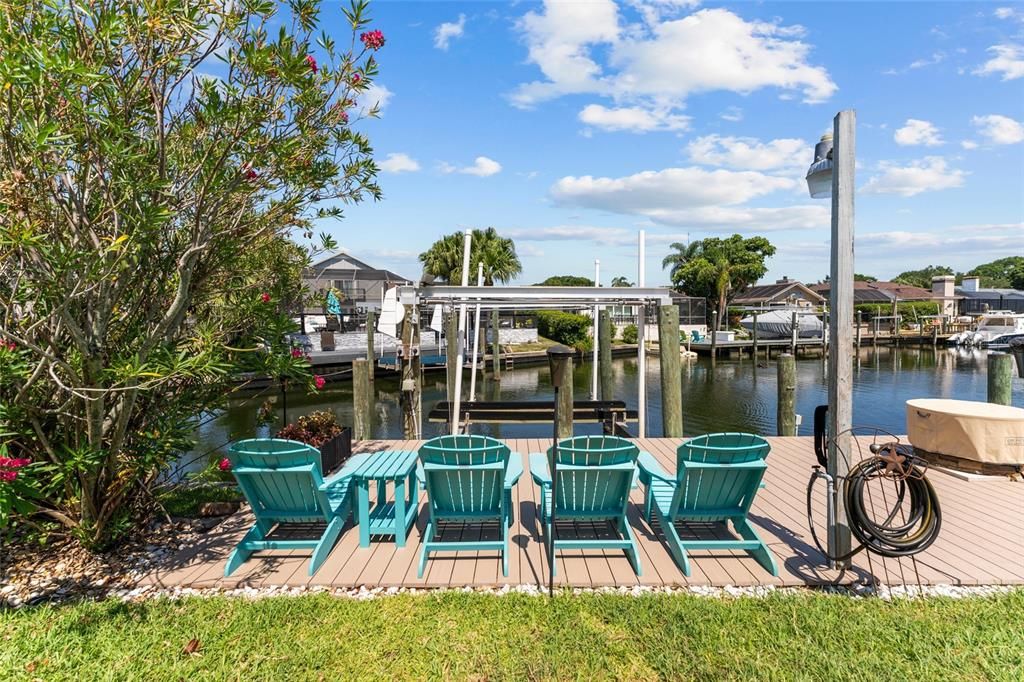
[739,309,823,339]
[983,332,1024,350]
[950,311,1024,346]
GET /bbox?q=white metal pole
[451,229,472,435]
[469,263,484,402]
[637,230,647,438]
[591,259,600,400]
[828,110,855,565]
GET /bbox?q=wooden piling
[599,309,613,400]
[777,353,797,436]
[365,310,376,380]
[446,311,459,401]
[353,358,372,440]
[790,311,798,356]
[491,309,501,381]
[752,312,759,360]
[855,310,862,348]
[658,304,683,437]
[988,353,1014,406]
[400,307,422,439]
[555,353,574,438]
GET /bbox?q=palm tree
[661,241,699,285]
[419,227,522,285]
[610,275,633,287]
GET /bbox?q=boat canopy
[740,309,823,339]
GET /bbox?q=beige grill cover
[906,399,1024,465]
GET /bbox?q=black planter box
[319,427,352,475]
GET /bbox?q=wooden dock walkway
[142,437,1024,591]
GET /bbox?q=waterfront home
[956,275,1024,315]
[732,277,825,309]
[299,252,412,331]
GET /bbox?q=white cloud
[357,83,393,115]
[434,14,466,50]
[440,156,503,177]
[686,134,807,171]
[862,157,967,197]
[993,7,1022,21]
[960,140,979,150]
[858,226,1023,257]
[971,114,1024,144]
[893,119,944,146]
[975,44,1024,81]
[548,166,826,231]
[883,52,945,75]
[578,104,690,133]
[511,4,836,116]
[378,153,421,173]
[506,224,697,248]
[720,106,743,122]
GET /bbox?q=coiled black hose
[807,449,942,562]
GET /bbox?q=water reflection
[181,346,1022,477]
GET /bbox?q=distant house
[810,280,936,306]
[955,275,1024,315]
[733,277,825,309]
[301,252,411,326]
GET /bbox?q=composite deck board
[145,436,1024,590]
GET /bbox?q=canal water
[177,346,1023,478]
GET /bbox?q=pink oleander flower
[218,457,232,472]
[360,29,385,51]
[314,375,326,390]
[306,54,318,73]
[0,470,16,482]
[260,292,271,303]
[351,72,361,84]
[242,164,258,181]
[2,340,14,351]
[290,347,303,358]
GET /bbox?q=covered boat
[739,309,823,339]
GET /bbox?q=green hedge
[536,310,591,350]
[855,301,939,322]
[621,324,638,344]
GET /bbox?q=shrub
[277,411,343,448]
[621,324,638,345]
[536,311,591,349]
[855,301,939,322]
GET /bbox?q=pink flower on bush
[291,347,303,358]
[314,375,326,390]
[0,456,30,483]
[306,54,318,73]
[260,292,271,303]
[351,72,361,84]
[218,457,232,472]
[360,29,385,50]
[242,164,258,181]
[1,339,15,351]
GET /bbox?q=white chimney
[932,275,954,298]
[962,276,980,292]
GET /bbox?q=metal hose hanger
[807,425,942,562]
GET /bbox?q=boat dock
[142,436,1024,592]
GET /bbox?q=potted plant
[277,411,352,474]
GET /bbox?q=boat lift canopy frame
[395,284,675,437]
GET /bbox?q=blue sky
[325,1,1023,286]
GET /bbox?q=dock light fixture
[546,344,574,598]
[805,114,855,569]
[805,133,834,199]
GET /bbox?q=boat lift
[394,283,674,437]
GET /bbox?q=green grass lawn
[3,591,1023,680]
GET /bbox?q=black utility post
[546,344,574,598]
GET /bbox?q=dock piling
[400,307,422,439]
[365,311,376,380]
[790,312,798,356]
[491,310,501,381]
[777,353,797,436]
[353,358,372,440]
[599,309,613,400]
[988,353,1014,406]
[658,304,683,437]
[752,312,759,360]
[555,353,574,438]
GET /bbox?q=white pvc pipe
[451,229,472,435]
[591,259,600,400]
[469,262,484,402]
[637,230,646,438]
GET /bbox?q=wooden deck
[142,437,1024,590]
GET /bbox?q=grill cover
[906,399,1024,465]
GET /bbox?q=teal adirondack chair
[529,435,642,576]
[638,432,778,577]
[418,435,523,578]
[225,438,359,577]
[690,329,705,343]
